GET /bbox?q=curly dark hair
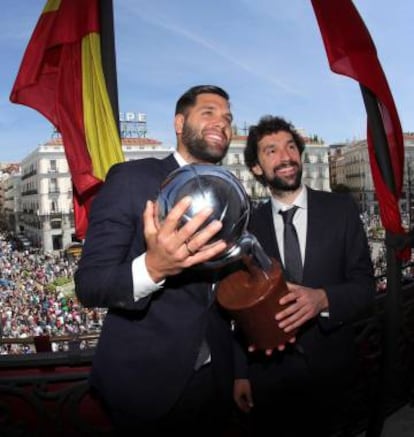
[175,85,230,116]
[244,115,305,185]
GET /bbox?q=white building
[8,129,330,252]
[328,134,414,223]
[3,170,22,234]
[302,138,331,192]
[221,135,268,199]
[16,137,174,252]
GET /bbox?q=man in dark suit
[75,85,235,435]
[233,115,376,436]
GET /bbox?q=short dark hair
[244,115,305,183]
[175,85,230,115]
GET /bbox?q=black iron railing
[1,285,414,436]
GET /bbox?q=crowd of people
[0,232,106,354]
[362,212,414,289]
[0,214,412,356]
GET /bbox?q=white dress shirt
[271,185,329,317]
[270,185,308,268]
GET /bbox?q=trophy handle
[237,232,273,272]
[216,234,297,350]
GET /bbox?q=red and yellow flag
[10,0,124,239]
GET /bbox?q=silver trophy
[157,163,295,349]
[157,163,270,269]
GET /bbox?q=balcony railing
[1,286,414,435]
[21,169,37,180]
[21,189,38,196]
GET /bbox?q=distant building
[2,125,330,252]
[13,136,173,252]
[221,135,268,199]
[301,134,331,192]
[0,164,21,232]
[328,134,414,227]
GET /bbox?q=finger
[176,207,216,244]
[187,221,225,252]
[160,196,193,234]
[185,239,227,265]
[275,302,297,321]
[281,312,308,332]
[243,395,254,412]
[183,221,226,259]
[246,393,254,409]
[153,199,161,230]
[284,323,301,333]
[143,201,157,239]
[279,292,297,306]
[278,309,301,328]
[239,399,253,414]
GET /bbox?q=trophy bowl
[156,163,250,268]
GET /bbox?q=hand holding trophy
[157,163,296,350]
[215,238,297,350]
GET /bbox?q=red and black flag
[10,0,124,239]
[311,0,407,257]
[311,2,408,435]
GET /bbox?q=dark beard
[181,121,228,164]
[267,163,302,192]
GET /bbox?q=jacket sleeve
[74,162,158,310]
[321,194,376,326]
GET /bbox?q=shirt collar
[271,185,308,213]
[173,151,189,167]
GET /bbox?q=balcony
[21,189,38,196]
[0,345,112,436]
[21,169,37,180]
[1,286,414,436]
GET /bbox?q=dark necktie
[279,206,303,283]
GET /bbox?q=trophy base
[216,258,297,349]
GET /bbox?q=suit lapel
[161,153,180,177]
[302,189,325,283]
[250,201,281,261]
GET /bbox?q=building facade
[1,128,330,252]
[328,134,414,228]
[13,137,174,252]
[301,137,331,192]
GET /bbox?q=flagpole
[99,0,120,137]
[360,84,404,437]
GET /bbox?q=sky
[0,0,413,162]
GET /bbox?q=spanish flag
[10,0,124,239]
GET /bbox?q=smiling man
[233,115,376,436]
[75,85,237,435]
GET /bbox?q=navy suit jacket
[75,155,234,421]
[244,188,376,380]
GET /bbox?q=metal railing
[1,284,413,436]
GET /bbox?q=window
[49,178,58,193]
